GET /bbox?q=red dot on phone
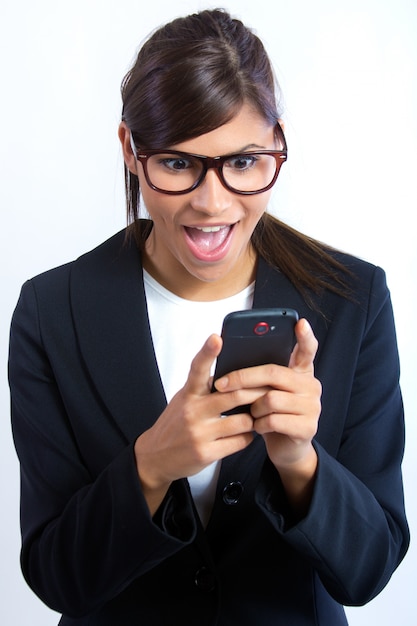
[254,322,269,335]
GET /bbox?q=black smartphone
[212,308,299,415]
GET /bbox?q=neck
[143,244,258,302]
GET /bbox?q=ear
[278,118,285,132]
[118,121,138,175]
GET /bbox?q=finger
[251,388,307,418]
[212,384,271,416]
[214,357,291,394]
[185,334,223,395]
[253,410,319,441]
[215,412,255,437]
[251,379,322,420]
[288,319,318,372]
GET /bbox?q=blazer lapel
[69,229,167,442]
[253,256,318,326]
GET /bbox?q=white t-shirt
[144,270,254,526]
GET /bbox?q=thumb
[288,319,318,373]
[186,333,223,395]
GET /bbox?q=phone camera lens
[254,322,269,336]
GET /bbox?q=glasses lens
[222,154,278,193]
[146,153,204,193]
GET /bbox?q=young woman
[9,8,409,625]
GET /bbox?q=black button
[222,481,244,505]
[194,566,216,592]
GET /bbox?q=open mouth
[184,224,235,260]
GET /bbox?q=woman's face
[120,104,279,300]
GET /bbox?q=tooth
[196,226,224,233]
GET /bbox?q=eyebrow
[161,143,276,157]
[208,143,269,157]
[235,143,268,153]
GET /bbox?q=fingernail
[215,376,228,390]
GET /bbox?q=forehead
[169,105,276,155]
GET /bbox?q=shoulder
[14,228,139,321]
[10,228,144,352]
[327,247,383,280]
[259,215,389,307]
[324,248,390,308]
[313,249,393,349]
[25,228,132,289]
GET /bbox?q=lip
[183,223,236,262]
[186,222,234,230]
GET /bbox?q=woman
[8,8,409,625]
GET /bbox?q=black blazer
[9,225,409,625]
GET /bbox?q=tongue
[186,227,230,253]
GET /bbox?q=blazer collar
[253,255,318,325]
[70,227,317,442]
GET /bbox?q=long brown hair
[121,8,354,302]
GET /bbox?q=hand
[214,319,321,514]
[134,334,256,515]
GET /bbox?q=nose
[189,169,233,216]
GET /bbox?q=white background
[1,0,416,624]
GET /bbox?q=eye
[158,156,192,172]
[226,154,259,171]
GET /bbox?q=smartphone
[212,308,299,415]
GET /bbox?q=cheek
[244,196,270,223]
[138,175,178,221]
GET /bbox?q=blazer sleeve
[8,279,197,618]
[256,265,409,605]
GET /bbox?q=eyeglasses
[129,130,287,196]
